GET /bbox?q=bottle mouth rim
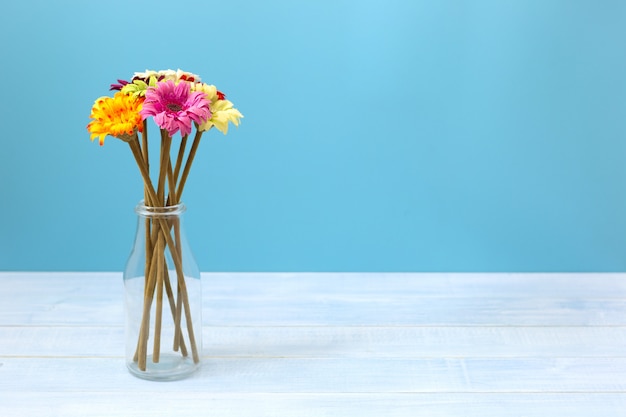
[134,200,186,216]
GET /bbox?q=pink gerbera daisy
[140,80,211,137]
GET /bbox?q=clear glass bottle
[123,201,202,380]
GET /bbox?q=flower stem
[175,128,203,203]
[173,134,188,189]
[163,267,188,356]
[157,130,172,205]
[152,240,165,362]
[128,134,199,366]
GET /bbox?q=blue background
[1,0,625,272]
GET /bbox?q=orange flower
[87,92,144,145]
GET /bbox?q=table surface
[1,272,626,416]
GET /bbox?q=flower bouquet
[87,69,242,379]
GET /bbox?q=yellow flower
[87,92,143,145]
[202,99,244,134]
[192,83,243,134]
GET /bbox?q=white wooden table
[1,272,626,416]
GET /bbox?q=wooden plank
[2,392,626,417]
[3,273,626,326]
[12,296,626,326]
[3,272,626,299]
[2,357,626,393]
[2,325,626,358]
[4,296,626,326]
[204,272,626,299]
[203,297,626,326]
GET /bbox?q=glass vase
[123,201,202,381]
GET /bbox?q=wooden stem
[135,230,162,370]
[173,134,188,188]
[129,135,199,366]
[172,217,184,351]
[163,267,188,357]
[175,129,203,202]
[152,239,165,362]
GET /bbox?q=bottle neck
[134,201,186,218]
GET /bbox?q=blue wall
[1,0,625,272]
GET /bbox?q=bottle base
[127,354,200,381]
